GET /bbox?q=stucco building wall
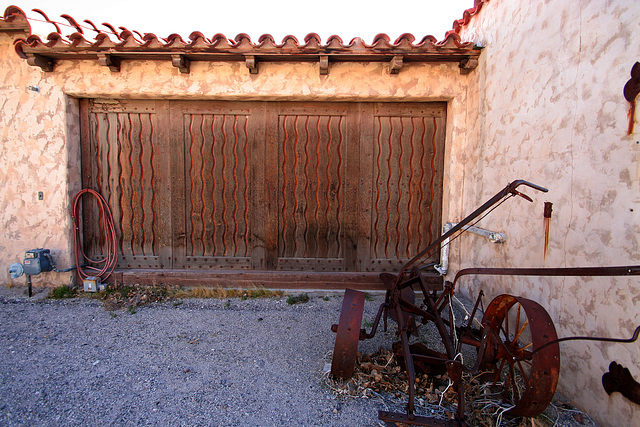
[0,30,473,289]
[2,0,639,423]
[457,0,640,424]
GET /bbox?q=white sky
[4,0,474,44]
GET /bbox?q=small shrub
[50,285,77,299]
[287,294,310,305]
[362,317,374,328]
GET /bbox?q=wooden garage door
[80,100,445,272]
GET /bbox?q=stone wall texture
[458,0,640,425]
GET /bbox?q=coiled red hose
[71,189,118,281]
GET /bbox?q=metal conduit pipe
[434,222,507,275]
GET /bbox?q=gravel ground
[0,285,399,427]
[0,284,596,427]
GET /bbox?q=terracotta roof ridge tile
[347,37,367,49]
[68,31,91,47]
[303,33,321,45]
[188,31,210,47]
[118,30,141,48]
[234,33,251,43]
[83,19,101,34]
[165,33,188,47]
[256,34,278,50]
[1,6,31,34]
[373,33,389,43]
[281,35,299,45]
[60,14,83,34]
[210,33,233,48]
[451,0,490,34]
[94,32,117,48]
[394,33,415,45]
[325,35,344,46]
[7,4,481,71]
[25,33,42,44]
[101,23,121,39]
[436,32,465,48]
[417,35,438,46]
[142,33,164,48]
[4,5,25,19]
[45,32,67,48]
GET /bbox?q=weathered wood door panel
[170,102,257,270]
[81,99,172,269]
[271,103,356,271]
[364,103,446,271]
[81,100,446,273]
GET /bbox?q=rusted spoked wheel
[482,294,560,417]
[330,289,365,379]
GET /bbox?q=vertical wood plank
[357,103,374,271]
[201,114,215,256]
[129,113,144,256]
[263,103,279,269]
[251,104,267,268]
[169,102,186,268]
[343,104,359,271]
[79,100,98,256]
[106,112,122,258]
[155,100,172,268]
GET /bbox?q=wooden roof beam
[390,56,403,74]
[97,53,120,72]
[245,55,258,74]
[459,56,479,74]
[26,54,54,72]
[319,55,329,75]
[172,54,190,74]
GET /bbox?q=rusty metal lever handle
[524,325,640,361]
[510,189,533,202]
[398,180,548,279]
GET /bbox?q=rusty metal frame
[331,180,640,426]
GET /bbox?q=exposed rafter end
[390,56,403,74]
[26,54,54,72]
[172,54,190,74]
[459,56,479,74]
[97,54,120,72]
[245,55,258,74]
[319,55,329,76]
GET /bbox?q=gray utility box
[23,248,53,276]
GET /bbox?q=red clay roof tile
[450,0,489,35]
[3,4,483,74]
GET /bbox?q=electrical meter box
[23,248,52,276]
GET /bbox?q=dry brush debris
[322,347,595,427]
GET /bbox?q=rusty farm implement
[329,180,640,426]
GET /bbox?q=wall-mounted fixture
[624,62,640,134]
[435,222,507,275]
[8,248,76,297]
